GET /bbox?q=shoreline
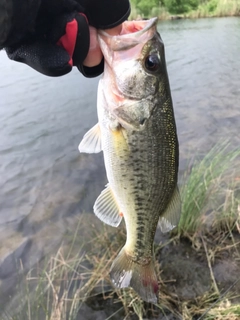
[169,12,240,20]
[130,13,240,21]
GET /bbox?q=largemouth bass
[79,17,181,303]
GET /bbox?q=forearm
[0,0,16,48]
[0,0,41,48]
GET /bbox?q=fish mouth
[99,17,158,37]
[98,17,158,51]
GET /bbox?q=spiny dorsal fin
[158,185,181,233]
[78,123,102,153]
[93,184,122,227]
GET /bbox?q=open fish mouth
[99,17,158,37]
[98,18,158,52]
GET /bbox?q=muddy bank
[95,232,240,319]
[76,226,240,319]
[159,233,240,312]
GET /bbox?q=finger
[83,26,103,68]
[105,24,123,36]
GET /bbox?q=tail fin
[110,247,159,303]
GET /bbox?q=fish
[79,17,181,304]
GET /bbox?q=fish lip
[98,17,158,39]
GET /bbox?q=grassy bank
[129,0,240,20]
[5,142,240,320]
[185,0,240,18]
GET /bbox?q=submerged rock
[0,233,31,279]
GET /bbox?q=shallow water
[0,16,239,317]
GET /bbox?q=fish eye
[144,55,160,72]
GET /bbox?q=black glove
[5,11,92,77]
[2,0,130,77]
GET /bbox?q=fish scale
[79,17,181,303]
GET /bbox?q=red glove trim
[57,20,78,67]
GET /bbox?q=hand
[6,15,123,77]
[3,0,130,77]
[6,12,90,77]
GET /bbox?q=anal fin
[158,185,181,233]
[93,184,122,227]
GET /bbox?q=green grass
[4,142,240,320]
[129,3,170,20]
[177,142,240,237]
[129,0,240,19]
[186,0,240,18]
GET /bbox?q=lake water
[0,17,239,317]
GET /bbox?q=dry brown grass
[7,143,240,320]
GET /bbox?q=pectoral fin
[93,184,122,227]
[78,123,102,153]
[158,186,181,233]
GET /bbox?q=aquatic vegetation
[6,143,240,320]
